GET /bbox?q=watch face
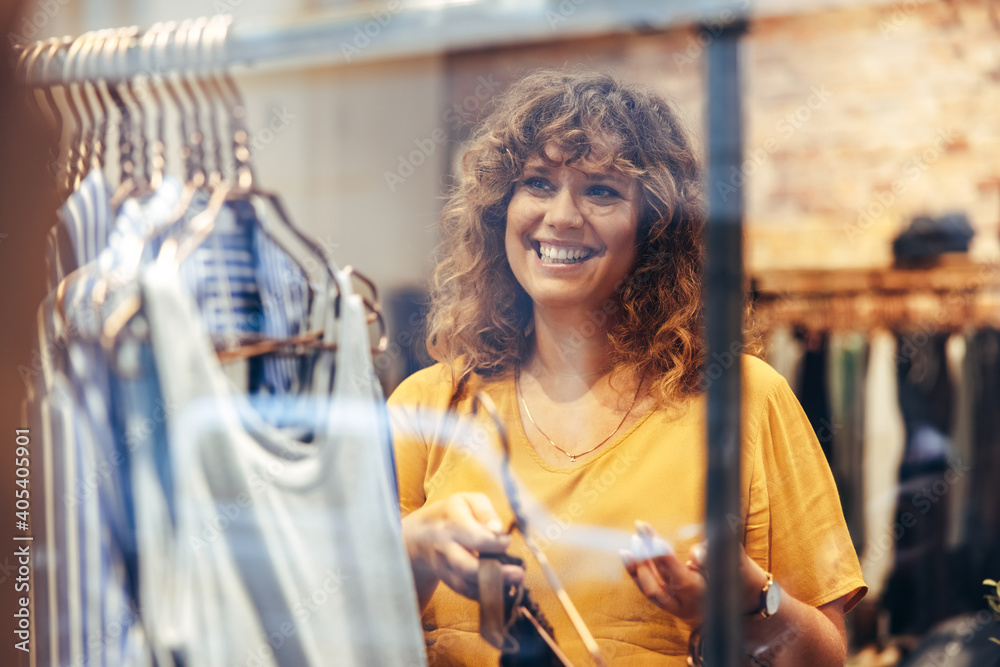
[765,581,781,616]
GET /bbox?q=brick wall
[446,0,1000,271]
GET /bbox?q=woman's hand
[402,492,525,610]
[620,520,769,623]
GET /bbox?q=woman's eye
[523,177,550,191]
[589,185,620,198]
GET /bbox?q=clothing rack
[751,258,1000,333]
[11,5,779,665]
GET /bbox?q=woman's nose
[544,188,584,230]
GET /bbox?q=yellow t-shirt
[388,354,867,666]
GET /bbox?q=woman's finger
[648,551,689,588]
[500,563,525,585]
[623,524,707,619]
[438,541,483,599]
[462,492,506,534]
[445,495,510,553]
[634,521,690,586]
[632,558,676,611]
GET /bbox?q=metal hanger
[101,28,132,204]
[50,17,385,367]
[211,72,388,354]
[98,19,232,357]
[62,36,86,192]
[151,17,230,268]
[86,30,113,172]
[471,392,607,667]
[56,25,163,331]
[75,31,108,171]
[139,25,165,191]
[90,20,212,309]
[123,28,151,194]
[67,21,194,336]
[39,38,73,195]
[109,26,149,208]
[173,19,208,194]
[50,30,119,332]
[19,38,63,184]
[67,30,108,183]
[152,19,208,229]
[53,28,122,328]
[192,16,225,192]
[204,15,394,361]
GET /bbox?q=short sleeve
[387,364,453,518]
[744,373,868,613]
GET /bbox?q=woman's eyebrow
[581,170,628,184]
[522,162,629,186]
[522,162,552,175]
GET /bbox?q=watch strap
[745,572,775,618]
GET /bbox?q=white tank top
[136,260,426,667]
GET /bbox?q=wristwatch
[747,572,781,619]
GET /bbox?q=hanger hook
[141,23,166,189]
[186,16,221,188]
[119,26,148,189]
[214,16,254,191]
[85,30,112,170]
[155,20,189,182]
[21,40,60,153]
[100,28,131,192]
[173,19,206,187]
[42,37,73,191]
[65,34,90,187]
[75,31,103,177]
[197,15,227,188]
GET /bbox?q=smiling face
[504,143,642,318]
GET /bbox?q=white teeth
[536,242,593,264]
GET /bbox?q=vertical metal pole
[703,20,747,667]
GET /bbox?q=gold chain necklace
[516,366,642,463]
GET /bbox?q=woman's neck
[526,305,615,386]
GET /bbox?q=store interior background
[4,0,1000,664]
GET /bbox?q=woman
[388,70,866,665]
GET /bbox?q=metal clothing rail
[12,0,902,86]
[703,21,747,667]
[14,0,724,85]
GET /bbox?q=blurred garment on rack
[26,292,148,667]
[45,168,113,290]
[967,330,1000,567]
[944,331,974,550]
[829,332,869,555]
[797,330,835,462]
[860,329,905,600]
[139,262,425,667]
[30,172,341,666]
[885,331,952,636]
[764,323,804,395]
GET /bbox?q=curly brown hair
[426,68,759,407]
